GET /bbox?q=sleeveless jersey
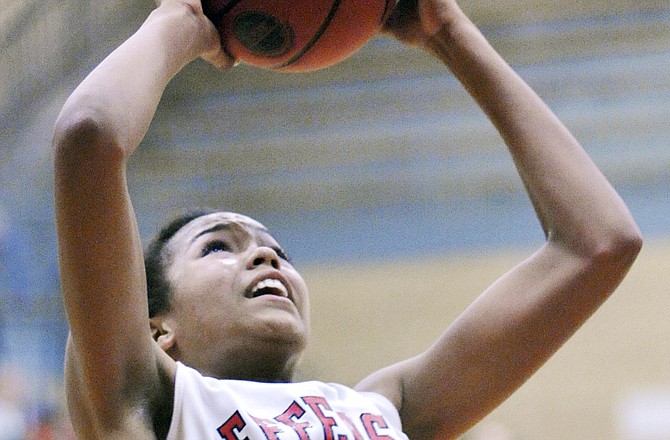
[167,362,410,440]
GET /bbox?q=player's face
[163,212,310,376]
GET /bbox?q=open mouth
[249,278,289,299]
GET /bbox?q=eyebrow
[190,222,270,244]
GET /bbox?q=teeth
[251,279,288,297]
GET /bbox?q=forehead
[169,212,270,249]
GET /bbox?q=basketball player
[52,0,642,438]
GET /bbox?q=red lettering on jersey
[251,416,283,440]
[337,412,363,440]
[275,401,311,440]
[361,414,393,440]
[302,396,341,440]
[217,410,248,440]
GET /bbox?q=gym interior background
[1,0,669,438]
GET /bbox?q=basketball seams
[272,0,343,70]
[204,0,386,72]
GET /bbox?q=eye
[273,246,291,263]
[201,240,231,256]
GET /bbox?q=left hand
[382,0,461,47]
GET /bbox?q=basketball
[202,0,397,73]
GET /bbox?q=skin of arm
[355,1,643,439]
[53,0,642,438]
[52,1,227,437]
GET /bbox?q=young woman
[52,0,643,438]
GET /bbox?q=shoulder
[65,338,177,439]
[355,359,410,412]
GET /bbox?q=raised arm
[52,1,226,436]
[356,1,643,438]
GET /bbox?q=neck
[198,340,302,383]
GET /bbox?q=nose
[247,246,280,270]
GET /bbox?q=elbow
[52,104,126,174]
[588,223,643,275]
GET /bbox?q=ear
[150,316,179,358]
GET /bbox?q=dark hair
[145,209,217,317]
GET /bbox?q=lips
[250,278,288,298]
[246,273,291,300]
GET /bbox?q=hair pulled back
[144,209,216,317]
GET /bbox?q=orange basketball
[202,0,397,73]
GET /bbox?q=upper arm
[357,237,641,440]
[54,108,166,431]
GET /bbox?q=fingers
[203,48,239,70]
[152,0,235,70]
[154,0,204,13]
[381,0,428,46]
[381,0,459,46]
[198,13,238,70]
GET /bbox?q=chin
[258,318,308,347]
[252,308,307,337]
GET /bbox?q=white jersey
[167,362,410,440]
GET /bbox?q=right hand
[154,0,237,69]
